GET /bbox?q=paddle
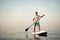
[25,23,34,31]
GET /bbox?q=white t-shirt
[34,15,40,22]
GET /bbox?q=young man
[33,11,45,32]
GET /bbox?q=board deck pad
[32,31,47,37]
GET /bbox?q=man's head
[35,11,38,16]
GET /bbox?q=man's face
[35,12,38,16]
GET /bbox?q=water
[0,31,60,40]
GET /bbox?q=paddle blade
[25,28,29,31]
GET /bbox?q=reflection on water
[25,32,60,40]
[26,33,28,38]
[0,32,60,40]
[34,34,41,40]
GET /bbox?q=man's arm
[40,14,45,18]
[33,18,35,22]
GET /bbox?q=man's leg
[37,22,40,31]
[34,26,36,32]
[34,23,36,32]
[38,26,40,31]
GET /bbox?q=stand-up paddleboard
[32,31,47,37]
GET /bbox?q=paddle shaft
[28,23,34,28]
[25,19,40,31]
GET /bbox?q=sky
[0,0,60,32]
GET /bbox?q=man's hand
[40,14,45,18]
[43,14,45,16]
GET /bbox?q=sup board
[32,31,47,37]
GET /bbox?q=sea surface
[0,31,60,40]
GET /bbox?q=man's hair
[35,11,38,13]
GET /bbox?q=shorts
[34,22,40,26]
